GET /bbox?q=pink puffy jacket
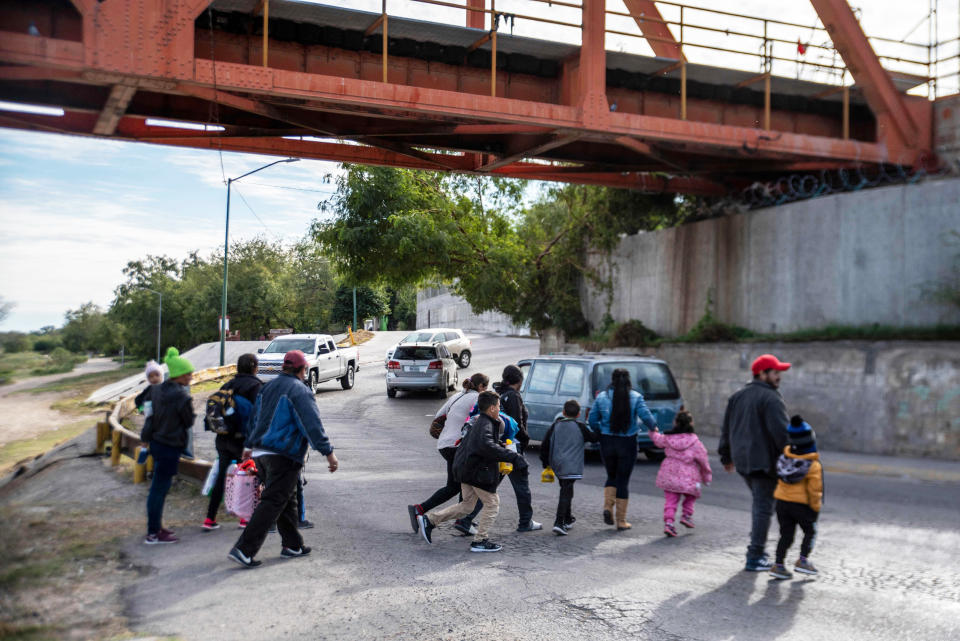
[650,431,713,498]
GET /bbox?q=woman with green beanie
[143,346,195,544]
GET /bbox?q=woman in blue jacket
[589,368,658,530]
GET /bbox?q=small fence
[95,364,237,483]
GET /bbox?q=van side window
[527,362,562,394]
[558,364,586,396]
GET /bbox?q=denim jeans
[508,463,534,527]
[147,441,181,534]
[742,473,778,560]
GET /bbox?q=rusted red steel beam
[808,0,923,150]
[621,0,685,61]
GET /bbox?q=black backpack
[205,388,238,436]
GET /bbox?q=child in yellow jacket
[770,415,823,580]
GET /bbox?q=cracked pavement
[125,332,960,641]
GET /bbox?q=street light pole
[219,157,300,366]
[144,288,162,363]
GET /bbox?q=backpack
[205,389,238,436]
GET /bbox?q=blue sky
[0,130,341,331]
[0,1,956,332]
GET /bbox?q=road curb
[823,460,960,483]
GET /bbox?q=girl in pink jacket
[650,411,712,537]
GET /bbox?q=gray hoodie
[540,418,599,479]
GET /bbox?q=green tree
[0,296,14,324]
[331,285,389,329]
[312,166,680,335]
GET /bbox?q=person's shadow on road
[649,572,809,641]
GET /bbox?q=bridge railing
[98,364,236,483]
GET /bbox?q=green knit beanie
[164,346,194,379]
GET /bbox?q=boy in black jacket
[540,400,599,535]
[417,391,526,553]
[203,353,262,530]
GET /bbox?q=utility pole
[352,287,358,333]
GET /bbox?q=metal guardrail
[99,364,237,482]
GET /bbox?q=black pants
[235,455,303,558]
[555,478,576,525]
[206,435,245,521]
[600,434,637,499]
[775,500,819,563]
[420,447,460,512]
[508,462,534,527]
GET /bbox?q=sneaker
[417,514,435,544]
[552,523,568,536]
[769,563,793,580]
[454,519,477,536]
[794,557,819,576]
[564,516,576,529]
[407,504,423,533]
[146,530,178,544]
[280,545,312,559]
[202,518,220,531]
[663,522,678,537]
[517,520,542,532]
[228,546,262,568]
[297,520,315,530]
[470,539,503,553]
[745,555,774,572]
[238,518,248,529]
[680,516,695,529]
[159,527,176,537]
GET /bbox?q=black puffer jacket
[144,380,196,450]
[493,381,530,449]
[453,413,524,493]
[718,381,789,477]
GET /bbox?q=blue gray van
[517,355,684,461]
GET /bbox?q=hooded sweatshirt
[650,431,712,497]
[774,446,823,512]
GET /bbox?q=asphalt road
[126,332,960,641]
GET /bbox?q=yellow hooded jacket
[773,447,823,512]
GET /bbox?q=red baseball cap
[283,350,308,369]
[751,354,791,375]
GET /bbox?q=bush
[612,320,659,347]
[32,336,63,353]
[1,333,31,353]
[30,347,85,375]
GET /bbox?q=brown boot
[615,498,632,530]
[603,487,616,525]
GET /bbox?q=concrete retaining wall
[582,178,960,336]
[417,286,531,335]
[549,337,960,460]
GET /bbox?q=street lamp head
[283,158,300,164]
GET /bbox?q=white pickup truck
[256,333,359,393]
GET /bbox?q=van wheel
[644,449,665,462]
[308,369,319,394]
[458,350,471,369]
[449,371,458,391]
[339,365,355,390]
[387,387,397,398]
[437,380,449,399]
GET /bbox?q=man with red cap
[719,353,791,572]
[229,350,339,568]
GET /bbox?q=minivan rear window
[394,346,438,360]
[592,362,679,400]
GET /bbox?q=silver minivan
[386,342,460,399]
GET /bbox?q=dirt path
[0,358,120,449]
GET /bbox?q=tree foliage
[109,236,338,358]
[331,285,389,328]
[312,165,681,334]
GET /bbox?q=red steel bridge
[0,0,957,195]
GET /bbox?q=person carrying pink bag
[650,411,712,537]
